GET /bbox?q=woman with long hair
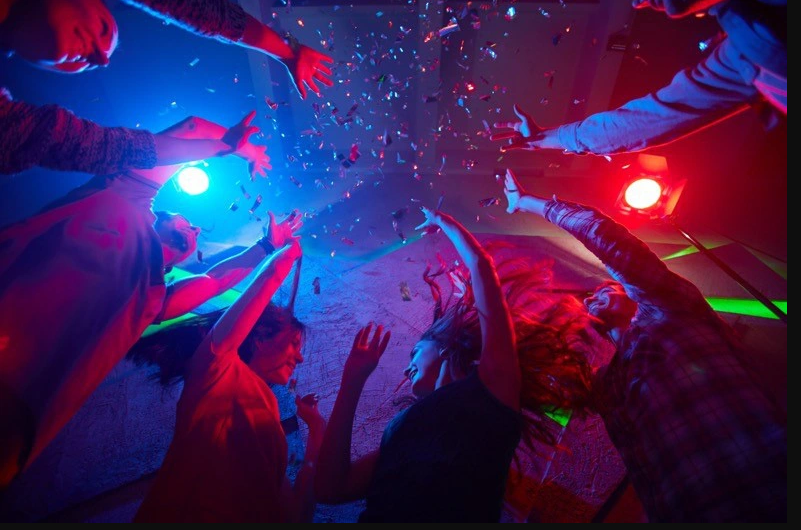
[315,207,594,522]
[126,235,325,523]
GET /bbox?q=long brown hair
[420,246,594,450]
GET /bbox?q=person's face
[583,283,637,329]
[157,214,200,268]
[250,328,304,386]
[403,339,442,398]
[5,0,118,73]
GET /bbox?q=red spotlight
[614,154,686,220]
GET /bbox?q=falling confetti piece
[249,195,263,215]
[196,250,203,262]
[478,197,500,207]
[229,202,239,211]
[189,57,200,67]
[399,281,412,301]
[312,277,321,294]
[437,22,460,37]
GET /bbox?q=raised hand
[414,206,442,232]
[490,104,543,152]
[502,169,525,214]
[342,323,391,383]
[265,210,303,249]
[285,45,335,100]
[295,393,325,434]
[221,110,260,154]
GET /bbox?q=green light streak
[706,298,787,319]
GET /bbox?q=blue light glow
[176,166,209,195]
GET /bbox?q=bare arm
[315,325,389,504]
[160,243,269,321]
[160,210,301,321]
[134,111,269,187]
[416,209,520,410]
[206,240,300,357]
[284,393,326,523]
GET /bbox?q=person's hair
[127,303,306,387]
[153,210,187,273]
[420,247,594,451]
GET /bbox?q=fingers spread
[378,330,391,355]
[314,71,334,86]
[305,78,321,97]
[489,131,519,141]
[370,325,384,349]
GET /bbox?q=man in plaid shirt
[499,169,786,522]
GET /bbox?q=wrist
[215,140,236,157]
[282,31,302,60]
[257,236,276,256]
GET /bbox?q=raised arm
[282,393,326,523]
[133,111,271,187]
[501,169,706,311]
[491,39,756,156]
[206,238,300,357]
[160,211,301,321]
[415,208,520,410]
[315,324,389,504]
[122,0,334,100]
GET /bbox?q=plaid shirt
[545,199,786,522]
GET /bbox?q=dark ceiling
[0,0,787,265]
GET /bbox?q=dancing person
[491,1,786,156]
[127,233,324,522]
[0,110,295,489]
[315,209,594,522]
[498,168,787,522]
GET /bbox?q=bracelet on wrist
[257,236,276,255]
[283,31,301,55]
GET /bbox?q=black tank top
[360,371,522,522]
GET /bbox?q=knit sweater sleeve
[0,89,157,176]
[121,0,249,44]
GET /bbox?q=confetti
[437,22,460,37]
[478,197,500,207]
[229,202,239,211]
[249,195,263,215]
[399,281,412,301]
[189,57,200,67]
[312,277,321,295]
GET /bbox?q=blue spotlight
[176,166,209,195]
